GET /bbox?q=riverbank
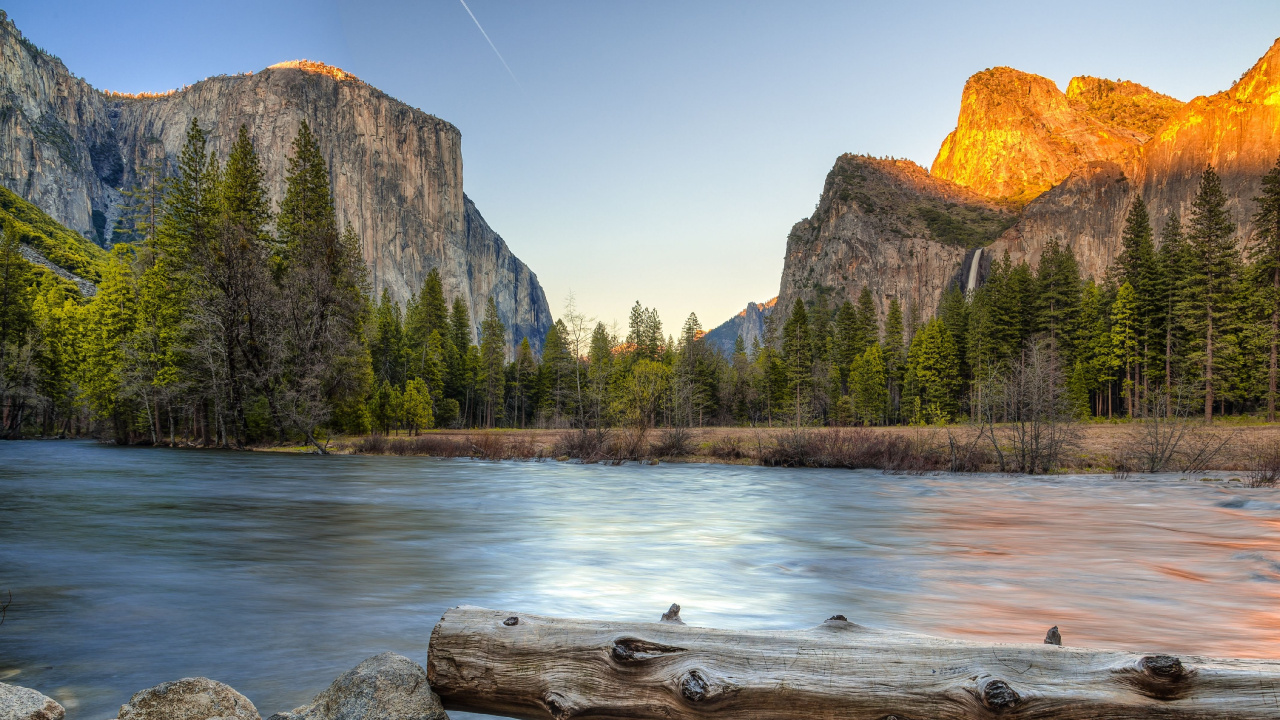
[297,422,1280,477]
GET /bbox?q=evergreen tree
[781,299,814,426]
[512,336,536,428]
[1110,282,1140,416]
[371,289,407,387]
[1252,155,1280,420]
[855,287,879,351]
[478,296,506,427]
[1036,238,1083,362]
[882,296,906,421]
[1157,214,1187,407]
[849,342,887,425]
[276,122,371,450]
[0,228,33,390]
[401,376,433,433]
[1181,165,1240,421]
[904,318,960,423]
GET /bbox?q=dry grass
[330,423,1280,475]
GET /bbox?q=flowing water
[2,440,1279,719]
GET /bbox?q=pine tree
[904,318,960,423]
[781,298,814,426]
[1036,238,1083,363]
[401,376,433,433]
[834,300,859,375]
[276,122,370,450]
[938,285,969,391]
[371,289,407,387]
[478,296,506,427]
[882,296,906,421]
[1110,282,1140,417]
[0,228,33,388]
[1157,214,1187,408]
[855,287,879,350]
[512,336,536,428]
[849,343,887,425]
[1181,165,1240,421]
[1252,155,1280,421]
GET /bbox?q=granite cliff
[0,13,551,351]
[703,297,776,356]
[750,36,1280,338]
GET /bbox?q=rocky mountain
[750,35,1280,337]
[0,12,552,351]
[773,154,1013,325]
[930,67,1181,207]
[703,297,776,356]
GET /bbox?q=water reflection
[0,442,1277,719]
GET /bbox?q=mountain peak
[1229,37,1280,106]
[267,60,361,83]
[931,65,1176,207]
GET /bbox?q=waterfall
[965,248,983,298]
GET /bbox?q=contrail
[457,0,520,88]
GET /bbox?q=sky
[9,1,1280,333]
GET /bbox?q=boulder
[117,678,259,720]
[269,653,446,720]
[0,683,65,720]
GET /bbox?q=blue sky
[10,1,1280,332]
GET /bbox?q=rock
[0,682,65,720]
[702,297,776,357]
[775,154,1009,325]
[0,12,552,352]
[117,678,259,720]
[269,653,445,720]
[929,67,1176,207]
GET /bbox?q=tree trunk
[428,606,1280,720]
[1271,267,1278,422]
[1205,304,1215,422]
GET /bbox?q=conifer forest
[6,121,1280,447]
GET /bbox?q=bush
[650,427,693,458]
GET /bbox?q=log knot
[503,616,519,626]
[680,670,709,703]
[1140,655,1185,679]
[1044,626,1061,646]
[542,691,577,720]
[661,603,685,625]
[611,637,687,664]
[1117,655,1194,700]
[828,614,848,622]
[979,679,1020,712]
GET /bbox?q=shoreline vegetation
[52,422,1271,481]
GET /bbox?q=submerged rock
[269,653,446,720]
[117,678,259,720]
[0,682,65,720]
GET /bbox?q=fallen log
[427,605,1280,720]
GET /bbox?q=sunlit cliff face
[930,67,1183,208]
[267,60,361,83]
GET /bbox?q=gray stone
[0,682,64,720]
[117,678,259,720]
[269,653,446,720]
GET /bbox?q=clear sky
[9,1,1280,333]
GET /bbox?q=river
[1,440,1278,718]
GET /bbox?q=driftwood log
[427,605,1280,720]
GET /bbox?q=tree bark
[428,606,1280,720]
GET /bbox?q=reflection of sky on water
[0,442,1277,720]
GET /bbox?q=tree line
[5,142,1280,442]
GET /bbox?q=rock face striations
[0,13,551,350]
[756,35,1280,337]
